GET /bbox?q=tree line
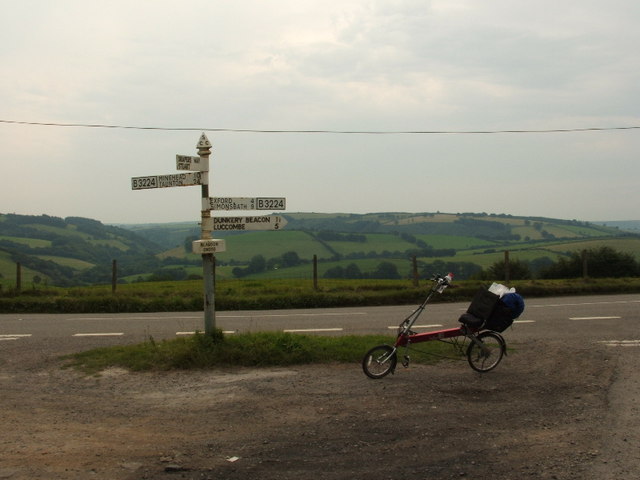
[231,246,640,281]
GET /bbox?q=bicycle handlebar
[431,273,454,293]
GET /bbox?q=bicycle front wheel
[362,345,397,379]
[466,331,505,372]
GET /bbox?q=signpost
[213,215,288,231]
[192,239,226,254]
[131,133,287,337]
[131,172,202,190]
[195,135,216,336]
[176,154,209,171]
[206,197,286,211]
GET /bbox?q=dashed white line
[531,300,640,308]
[387,324,443,330]
[0,334,32,341]
[599,340,640,347]
[283,328,343,333]
[219,312,366,319]
[72,333,124,337]
[570,316,621,321]
[176,331,236,335]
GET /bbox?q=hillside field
[1,211,639,287]
[121,212,640,282]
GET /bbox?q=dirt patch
[0,338,627,479]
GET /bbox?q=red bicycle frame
[393,273,480,348]
[395,326,478,347]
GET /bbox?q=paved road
[1,293,639,352]
[1,293,640,478]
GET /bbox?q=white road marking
[66,317,178,321]
[72,333,124,337]
[283,328,343,333]
[599,340,640,347]
[66,312,366,321]
[0,334,32,341]
[387,324,443,329]
[220,312,366,319]
[176,331,236,335]
[514,320,535,324]
[531,300,640,308]
[570,316,621,321]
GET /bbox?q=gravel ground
[1,335,638,480]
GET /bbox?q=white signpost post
[131,134,222,335]
[131,134,287,336]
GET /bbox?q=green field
[325,233,415,256]
[149,230,640,282]
[216,231,330,262]
[0,251,44,286]
[1,211,638,287]
[0,236,52,248]
[542,237,640,259]
[36,256,95,270]
[415,234,496,250]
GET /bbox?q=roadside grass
[62,331,460,375]
[4,277,640,313]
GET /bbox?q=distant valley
[1,211,639,287]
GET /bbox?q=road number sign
[131,172,202,190]
[192,239,226,254]
[206,197,286,211]
[176,155,209,171]
[213,215,288,231]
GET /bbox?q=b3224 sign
[206,197,286,211]
[131,172,202,190]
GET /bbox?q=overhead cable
[1,119,639,135]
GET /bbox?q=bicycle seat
[458,313,484,328]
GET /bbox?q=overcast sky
[1,0,639,224]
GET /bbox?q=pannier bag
[462,287,525,333]
[466,287,500,320]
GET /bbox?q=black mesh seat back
[484,301,515,332]
[467,287,500,320]
[458,312,484,328]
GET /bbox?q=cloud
[1,0,639,223]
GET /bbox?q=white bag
[488,282,515,298]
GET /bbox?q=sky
[1,0,639,225]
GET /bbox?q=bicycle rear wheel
[466,331,505,372]
[362,345,397,379]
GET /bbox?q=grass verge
[5,277,640,314]
[62,331,462,375]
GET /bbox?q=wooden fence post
[16,262,21,292]
[111,260,117,294]
[313,255,318,291]
[504,250,510,283]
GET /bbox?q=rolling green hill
[119,212,640,282]
[0,214,162,287]
[2,211,638,287]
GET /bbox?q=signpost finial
[197,132,212,150]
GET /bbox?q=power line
[1,118,639,135]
